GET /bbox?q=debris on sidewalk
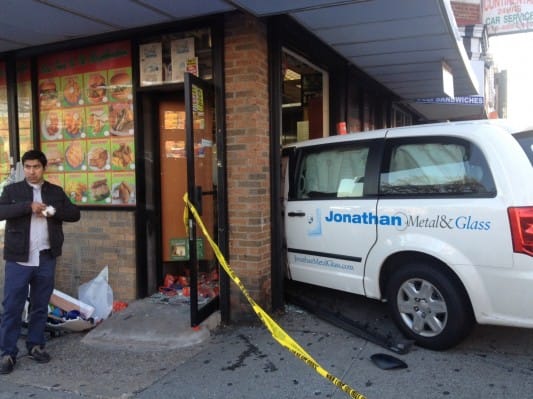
[46,305,96,333]
[47,289,96,333]
[78,266,114,320]
[19,289,96,336]
[149,271,219,305]
[113,301,128,312]
[370,353,408,370]
[43,266,117,335]
[50,289,95,318]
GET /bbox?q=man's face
[24,159,45,184]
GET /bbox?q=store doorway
[154,75,219,326]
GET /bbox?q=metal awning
[0,0,480,120]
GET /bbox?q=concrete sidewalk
[0,297,218,398]
[81,297,219,352]
[1,291,533,398]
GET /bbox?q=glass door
[184,72,219,326]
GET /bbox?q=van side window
[513,130,533,166]
[380,139,495,196]
[296,146,369,199]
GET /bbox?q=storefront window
[281,49,329,145]
[363,93,374,131]
[0,61,10,185]
[392,105,413,127]
[17,60,34,154]
[139,28,212,86]
[38,41,135,207]
[347,83,362,133]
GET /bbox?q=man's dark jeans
[0,251,56,357]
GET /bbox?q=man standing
[0,150,80,374]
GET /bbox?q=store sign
[38,41,136,207]
[415,96,484,105]
[483,0,533,36]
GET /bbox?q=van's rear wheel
[386,262,474,350]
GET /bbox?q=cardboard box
[50,289,95,319]
[47,314,95,332]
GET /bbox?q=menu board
[38,41,135,206]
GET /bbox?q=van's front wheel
[386,262,474,350]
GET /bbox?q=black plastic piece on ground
[370,353,408,370]
[285,289,413,354]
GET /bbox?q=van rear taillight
[508,207,533,256]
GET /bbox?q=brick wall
[224,13,272,321]
[0,210,137,304]
[58,210,137,301]
[451,1,481,26]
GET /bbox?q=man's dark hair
[22,150,47,168]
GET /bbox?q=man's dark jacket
[0,180,81,262]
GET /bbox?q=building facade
[0,2,494,324]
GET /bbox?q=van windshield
[513,130,533,166]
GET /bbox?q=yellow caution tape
[183,193,366,399]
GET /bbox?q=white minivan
[282,120,533,350]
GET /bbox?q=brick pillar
[224,13,271,321]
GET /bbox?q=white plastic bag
[78,266,113,320]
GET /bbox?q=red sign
[39,41,131,78]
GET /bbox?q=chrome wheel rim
[396,278,448,337]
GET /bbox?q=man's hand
[31,202,47,217]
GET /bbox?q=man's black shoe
[0,355,16,374]
[28,346,50,363]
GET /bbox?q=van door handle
[288,211,306,217]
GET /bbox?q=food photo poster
[38,41,135,206]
